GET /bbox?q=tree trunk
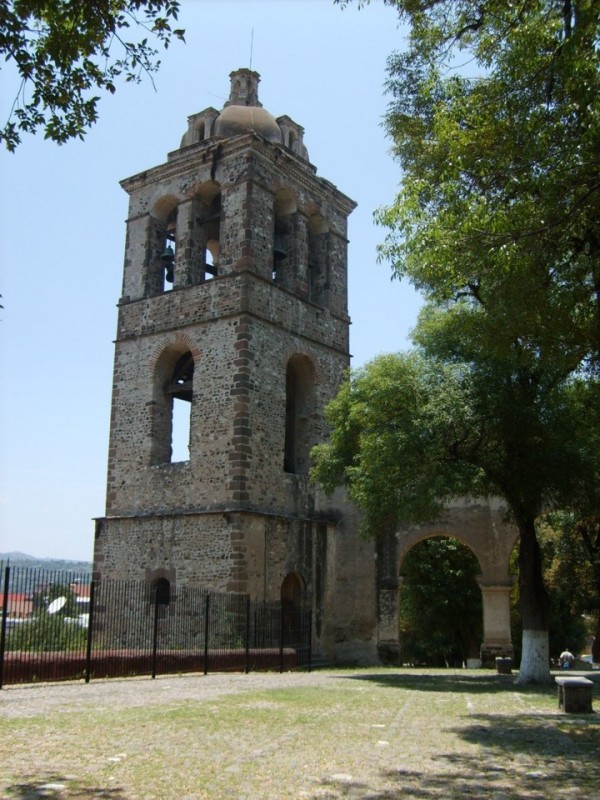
[516,516,551,684]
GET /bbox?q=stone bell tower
[93,69,366,659]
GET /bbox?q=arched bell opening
[161,210,177,290]
[205,238,219,279]
[148,196,179,296]
[194,183,221,282]
[283,354,316,475]
[273,190,297,285]
[150,347,195,465]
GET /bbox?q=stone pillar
[174,198,206,288]
[478,581,514,666]
[121,213,162,301]
[377,585,401,664]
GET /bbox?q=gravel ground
[0,670,331,719]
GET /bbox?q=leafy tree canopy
[311,330,600,681]
[1,0,185,150]
[313,317,592,540]
[340,0,600,369]
[326,0,600,681]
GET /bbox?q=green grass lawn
[2,669,599,799]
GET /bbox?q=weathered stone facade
[94,69,379,662]
[94,69,518,666]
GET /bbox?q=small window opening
[151,577,171,606]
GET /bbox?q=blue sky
[0,0,422,561]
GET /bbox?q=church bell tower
[94,69,357,656]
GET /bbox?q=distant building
[0,593,33,620]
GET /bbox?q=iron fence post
[307,609,312,672]
[204,593,210,675]
[151,589,160,679]
[279,604,284,673]
[0,565,10,689]
[244,595,250,674]
[84,580,96,683]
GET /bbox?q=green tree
[399,537,483,667]
[1,0,185,150]
[544,513,600,661]
[8,582,86,652]
[312,340,593,682]
[509,516,596,663]
[327,1,600,680]
[338,1,600,369]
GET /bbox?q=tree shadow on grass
[4,774,128,799]
[451,711,600,762]
[309,715,600,799]
[339,670,553,695]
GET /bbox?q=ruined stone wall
[314,489,379,665]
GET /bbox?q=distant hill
[0,552,92,574]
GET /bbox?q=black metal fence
[0,563,312,687]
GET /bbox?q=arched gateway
[376,498,518,666]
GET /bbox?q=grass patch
[2,669,599,799]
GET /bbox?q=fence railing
[0,563,312,687]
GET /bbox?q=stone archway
[376,498,518,666]
[396,536,484,667]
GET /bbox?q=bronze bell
[161,244,175,283]
[273,234,287,261]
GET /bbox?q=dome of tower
[214,104,283,143]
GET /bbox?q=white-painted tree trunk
[516,629,550,684]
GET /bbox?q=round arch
[377,500,518,666]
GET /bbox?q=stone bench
[555,676,594,713]
[495,657,512,675]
